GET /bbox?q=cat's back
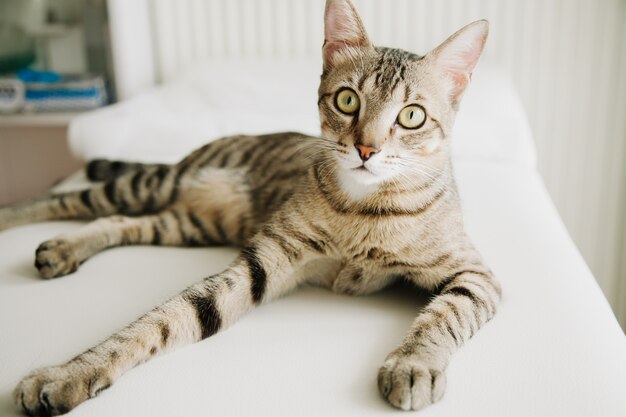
[182,132,317,173]
[178,132,319,222]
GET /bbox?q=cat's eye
[397,105,426,129]
[335,89,360,114]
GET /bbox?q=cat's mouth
[353,166,369,172]
[352,165,374,175]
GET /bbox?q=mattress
[1,61,625,417]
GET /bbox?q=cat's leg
[0,163,178,231]
[34,207,229,278]
[378,266,501,411]
[14,219,331,416]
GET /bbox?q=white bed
[0,61,625,417]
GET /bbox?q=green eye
[397,105,426,129]
[335,89,360,114]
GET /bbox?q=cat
[3,0,500,414]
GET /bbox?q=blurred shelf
[0,112,84,128]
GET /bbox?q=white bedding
[1,62,625,417]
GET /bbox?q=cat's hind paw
[35,239,80,279]
[331,264,389,296]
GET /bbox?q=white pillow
[69,59,536,167]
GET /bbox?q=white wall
[614,5,626,329]
[110,0,626,328]
[107,0,156,100]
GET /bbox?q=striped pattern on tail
[86,159,164,182]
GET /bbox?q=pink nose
[354,144,379,162]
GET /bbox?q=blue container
[18,70,107,112]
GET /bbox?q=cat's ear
[323,0,373,69]
[428,20,489,105]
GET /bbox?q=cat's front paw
[35,239,80,278]
[377,353,446,411]
[14,363,112,416]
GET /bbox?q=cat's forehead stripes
[369,47,423,96]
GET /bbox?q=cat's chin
[336,166,389,200]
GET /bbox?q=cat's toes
[14,364,111,416]
[35,240,80,279]
[378,354,446,411]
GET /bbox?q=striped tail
[1,163,179,231]
[86,159,162,182]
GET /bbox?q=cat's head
[318,0,488,191]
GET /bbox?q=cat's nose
[354,144,379,162]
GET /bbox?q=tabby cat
[4,0,500,414]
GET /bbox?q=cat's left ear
[428,20,489,106]
[323,0,373,69]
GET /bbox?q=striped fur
[7,1,498,415]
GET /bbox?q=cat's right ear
[323,0,373,69]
